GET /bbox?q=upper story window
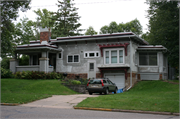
[104,48,124,64]
[67,54,79,63]
[84,51,99,58]
[139,52,157,66]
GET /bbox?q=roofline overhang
[52,33,148,45]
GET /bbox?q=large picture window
[104,48,124,64]
[67,55,79,63]
[139,52,157,66]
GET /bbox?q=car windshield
[89,79,102,84]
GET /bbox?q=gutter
[127,37,132,91]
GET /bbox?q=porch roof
[137,45,167,51]
[15,43,61,53]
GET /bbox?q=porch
[10,44,61,73]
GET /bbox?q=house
[10,28,168,90]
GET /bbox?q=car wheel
[89,92,92,95]
[114,88,118,94]
[99,92,102,95]
[104,88,109,95]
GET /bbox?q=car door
[107,80,114,91]
[108,80,116,91]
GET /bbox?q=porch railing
[16,65,54,72]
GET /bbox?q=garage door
[104,73,125,89]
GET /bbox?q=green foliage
[14,17,38,45]
[145,1,179,69]
[14,71,63,80]
[1,79,78,104]
[19,55,29,66]
[70,80,81,85]
[34,8,55,29]
[85,26,97,35]
[1,58,11,69]
[99,19,142,36]
[1,68,13,78]
[1,1,31,58]
[52,0,83,38]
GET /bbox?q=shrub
[14,71,63,80]
[1,68,13,78]
[70,80,81,85]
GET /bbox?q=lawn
[75,80,179,113]
[1,78,78,104]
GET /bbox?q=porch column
[9,53,19,73]
[39,51,49,73]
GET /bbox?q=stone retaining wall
[62,84,88,94]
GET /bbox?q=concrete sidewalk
[20,94,99,109]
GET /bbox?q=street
[1,106,179,119]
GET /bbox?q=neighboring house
[10,28,168,90]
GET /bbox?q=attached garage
[104,73,125,89]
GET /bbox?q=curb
[1,103,21,106]
[74,107,179,116]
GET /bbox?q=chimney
[40,27,51,44]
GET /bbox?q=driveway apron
[20,94,99,109]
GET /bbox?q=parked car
[86,78,118,95]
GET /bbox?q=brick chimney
[40,27,51,44]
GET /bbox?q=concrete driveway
[20,94,99,109]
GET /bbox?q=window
[59,53,62,59]
[89,63,94,71]
[67,55,79,63]
[104,48,124,64]
[84,51,100,58]
[139,52,157,66]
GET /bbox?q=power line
[31,0,130,8]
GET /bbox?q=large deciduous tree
[14,17,38,45]
[1,0,31,58]
[52,0,82,38]
[145,0,179,70]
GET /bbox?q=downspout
[127,37,132,91]
[47,51,49,73]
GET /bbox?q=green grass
[76,81,179,113]
[1,78,78,104]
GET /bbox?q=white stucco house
[10,28,168,90]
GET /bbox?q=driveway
[20,94,99,109]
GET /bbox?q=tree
[99,25,109,34]
[1,1,31,58]
[145,0,179,69]
[99,19,142,36]
[85,26,97,35]
[14,17,38,45]
[123,19,142,35]
[108,21,118,34]
[34,8,55,30]
[52,0,82,38]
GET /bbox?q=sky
[17,0,149,34]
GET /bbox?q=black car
[86,78,118,95]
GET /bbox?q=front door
[88,61,96,79]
